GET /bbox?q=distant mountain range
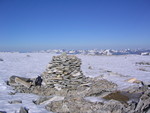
[36,49,150,56]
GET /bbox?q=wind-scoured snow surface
[0,53,55,113]
[0,53,150,113]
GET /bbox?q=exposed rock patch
[0,58,3,61]
[8,54,117,97]
[45,95,104,113]
[135,90,150,113]
[19,107,29,113]
[136,62,150,65]
[7,54,150,113]
[8,100,22,104]
[45,88,150,113]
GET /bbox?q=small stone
[34,96,64,105]
[8,92,16,95]
[8,100,22,104]
[33,96,51,105]
[19,107,29,113]
[0,58,3,61]
[71,72,82,77]
[54,84,62,91]
[125,78,142,84]
[61,104,70,112]
[47,70,53,74]
[26,55,30,57]
[88,66,92,69]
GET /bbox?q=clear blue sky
[0,0,150,51]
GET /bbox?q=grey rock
[19,107,28,113]
[8,76,32,86]
[0,58,3,61]
[33,96,52,105]
[100,100,126,113]
[88,66,92,69]
[8,91,16,95]
[46,95,128,113]
[135,90,150,113]
[127,101,138,111]
[8,100,22,104]
[15,77,32,88]
[147,109,150,113]
[26,55,30,57]
[34,96,64,105]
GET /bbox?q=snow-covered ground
[0,53,150,113]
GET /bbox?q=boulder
[8,76,32,86]
[15,77,32,88]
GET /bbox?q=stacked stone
[42,53,86,89]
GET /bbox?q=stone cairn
[42,53,86,89]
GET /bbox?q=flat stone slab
[15,77,32,88]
